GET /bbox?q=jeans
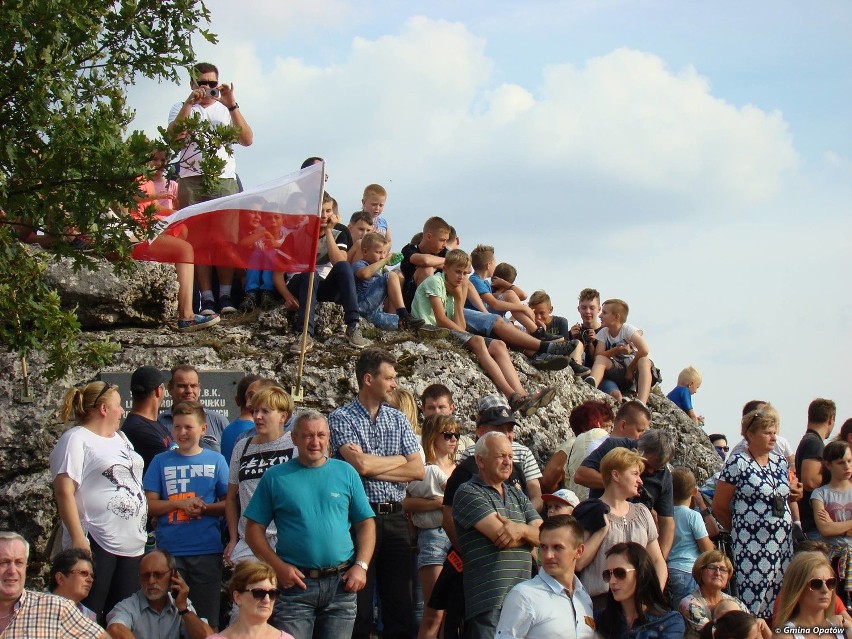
[357,274,399,329]
[667,567,697,609]
[268,573,356,639]
[353,510,414,639]
[464,608,502,639]
[288,261,360,335]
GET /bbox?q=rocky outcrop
[0,260,722,573]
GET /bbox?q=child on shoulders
[668,366,704,424]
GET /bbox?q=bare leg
[386,270,406,310]
[488,339,525,395]
[272,273,299,309]
[417,565,445,639]
[413,266,435,287]
[465,336,516,398]
[570,340,585,364]
[635,356,653,404]
[589,354,612,387]
[500,290,538,333]
[148,235,195,320]
[490,318,541,353]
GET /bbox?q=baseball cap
[542,489,580,508]
[130,366,165,397]
[476,395,516,428]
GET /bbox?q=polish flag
[133,163,324,272]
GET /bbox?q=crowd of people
[3,62,852,639]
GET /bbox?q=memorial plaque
[100,370,244,422]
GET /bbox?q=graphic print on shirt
[101,447,147,533]
[238,448,295,481]
[164,463,218,524]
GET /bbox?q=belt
[370,501,403,515]
[296,561,352,579]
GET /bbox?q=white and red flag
[132,163,324,272]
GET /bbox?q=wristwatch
[227,103,239,112]
[354,560,369,571]
[177,608,190,616]
[701,508,712,517]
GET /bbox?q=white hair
[475,431,509,458]
[0,531,30,558]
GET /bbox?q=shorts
[356,273,390,316]
[604,358,635,391]
[416,527,451,570]
[449,330,493,349]
[462,308,499,337]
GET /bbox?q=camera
[205,87,220,99]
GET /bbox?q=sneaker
[219,295,237,314]
[568,360,591,377]
[511,386,557,417]
[529,353,570,371]
[177,314,220,332]
[584,376,597,388]
[398,315,426,332]
[240,291,259,313]
[532,327,564,343]
[289,334,314,354]
[199,298,217,316]
[546,338,580,357]
[345,325,370,349]
[417,325,450,339]
[260,290,277,311]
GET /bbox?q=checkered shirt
[2,590,103,638]
[329,397,421,502]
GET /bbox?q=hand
[490,276,508,290]
[170,570,190,609]
[218,82,236,108]
[341,564,367,592]
[613,343,632,356]
[184,87,205,105]
[569,324,581,338]
[788,480,803,502]
[624,367,635,383]
[816,509,832,524]
[342,442,364,455]
[585,328,596,341]
[223,540,236,566]
[183,497,205,517]
[70,536,92,555]
[494,514,526,549]
[276,562,307,590]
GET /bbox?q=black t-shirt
[401,242,447,309]
[121,413,173,472]
[795,429,826,532]
[443,455,528,507]
[581,436,674,517]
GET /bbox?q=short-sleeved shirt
[580,436,674,517]
[401,242,447,308]
[544,315,572,340]
[458,441,542,482]
[453,475,542,618]
[667,385,693,413]
[465,273,495,312]
[444,455,529,507]
[49,426,147,555]
[595,323,641,364]
[407,464,451,529]
[796,429,827,532]
[563,428,609,500]
[158,408,229,454]
[352,259,384,296]
[122,413,174,472]
[168,101,235,179]
[107,589,201,639]
[329,398,421,502]
[220,418,254,467]
[3,590,103,639]
[667,505,709,572]
[244,457,374,567]
[143,448,229,555]
[811,484,852,547]
[411,273,452,326]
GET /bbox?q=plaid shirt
[1,590,102,638]
[329,397,421,502]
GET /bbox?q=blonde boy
[353,232,424,332]
[586,298,654,404]
[361,184,392,245]
[528,290,589,376]
[667,367,703,423]
[143,401,229,629]
[411,249,555,417]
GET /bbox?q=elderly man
[245,410,376,638]
[106,549,212,639]
[452,431,542,638]
[0,531,106,638]
[574,428,677,557]
[496,515,596,638]
[157,364,229,453]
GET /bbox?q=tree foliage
[0,0,231,382]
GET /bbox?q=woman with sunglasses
[775,551,852,638]
[594,541,685,638]
[49,381,147,620]
[405,414,459,639]
[678,549,749,638]
[712,404,802,620]
[48,548,97,621]
[208,560,293,638]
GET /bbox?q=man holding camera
[167,62,253,315]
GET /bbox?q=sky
[128,0,852,446]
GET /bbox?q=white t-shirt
[168,100,236,178]
[407,464,451,529]
[595,323,640,365]
[49,426,147,555]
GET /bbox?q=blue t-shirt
[221,418,254,466]
[667,505,708,572]
[143,448,229,555]
[244,458,374,568]
[352,259,382,296]
[465,273,494,312]
[667,385,693,413]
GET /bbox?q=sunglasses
[140,570,170,581]
[808,578,837,591]
[441,432,460,441]
[93,382,115,405]
[242,588,279,600]
[602,567,636,581]
[195,80,218,88]
[714,445,730,452]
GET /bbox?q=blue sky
[129,0,852,446]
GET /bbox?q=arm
[245,519,307,590]
[170,571,214,639]
[626,331,651,374]
[337,443,407,478]
[325,226,348,264]
[402,495,443,513]
[646,538,668,590]
[200,495,227,516]
[576,521,610,571]
[711,480,735,531]
[145,490,204,518]
[696,536,714,553]
[410,253,445,268]
[429,295,466,332]
[218,84,253,146]
[800,458,825,492]
[540,450,567,494]
[105,624,136,639]
[573,465,603,490]
[355,255,392,280]
[224,484,240,563]
[443,505,460,550]
[341,517,376,592]
[491,277,527,301]
[464,281,490,313]
[167,91,203,134]
[370,451,425,483]
[657,515,674,559]
[53,474,89,551]
[473,512,540,549]
[479,291,530,315]
[525,478,543,513]
[814,500,852,536]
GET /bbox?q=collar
[352,396,387,423]
[537,570,584,597]
[468,473,506,492]
[135,590,176,615]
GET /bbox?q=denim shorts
[417,527,451,570]
[356,273,389,316]
[462,308,499,337]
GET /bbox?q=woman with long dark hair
[594,542,684,639]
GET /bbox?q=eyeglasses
[242,588,279,600]
[702,565,729,574]
[140,570,170,581]
[714,445,730,452]
[602,567,636,581]
[66,569,94,579]
[441,432,460,441]
[194,80,218,88]
[808,578,837,591]
[93,382,115,405]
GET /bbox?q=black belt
[370,501,403,515]
[296,561,352,579]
